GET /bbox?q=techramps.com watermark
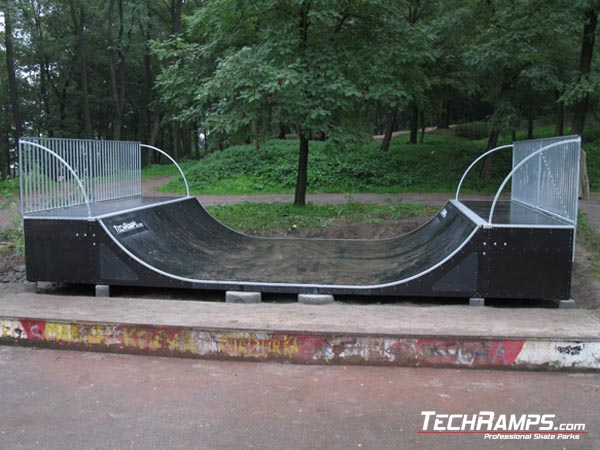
[418,411,587,440]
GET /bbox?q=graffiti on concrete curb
[1,319,599,369]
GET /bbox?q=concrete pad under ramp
[0,294,599,371]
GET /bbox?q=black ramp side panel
[100,199,475,287]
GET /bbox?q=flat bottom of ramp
[0,294,599,371]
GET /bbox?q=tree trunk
[107,0,127,140]
[194,124,200,159]
[3,1,23,155]
[419,110,425,144]
[438,99,450,129]
[481,128,500,180]
[252,119,259,150]
[572,8,597,136]
[278,123,286,139]
[294,131,309,206]
[380,106,398,152]
[555,93,565,136]
[580,149,590,200]
[69,0,93,138]
[527,113,534,139]
[409,104,418,144]
[30,0,52,135]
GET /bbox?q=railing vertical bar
[22,143,27,213]
[110,141,114,200]
[76,141,81,205]
[61,139,66,209]
[111,141,115,200]
[43,149,48,211]
[48,141,52,210]
[18,141,23,214]
[101,141,106,202]
[34,145,40,211]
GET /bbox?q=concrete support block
[469,297,485,307]
[226,291,262,304]
[24,281,38,294]
[95,284,110,298]
[558,299,576,309]
[298,294,335,305]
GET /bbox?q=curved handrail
[488,138,581,224]
[455,144,513,201]
[140,144,190,197]
[19,139,92,217]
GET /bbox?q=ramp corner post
[140,143,191,198]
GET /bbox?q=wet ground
[0,346,598,450]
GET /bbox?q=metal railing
[19,138,190,217]
[489,137,580,224]
[509,136,580,224]
[456,136,581,225]
[20,138,141,215]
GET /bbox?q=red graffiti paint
[415,339,525,366]
[297,336,323,361]
[19,320,46,340]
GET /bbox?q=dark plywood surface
[461,200,571,226]
[101,199,475,286]
[24,196,180,218]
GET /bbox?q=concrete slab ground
[1,293,599,371]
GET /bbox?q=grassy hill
[149,124,600,195]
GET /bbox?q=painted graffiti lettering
[555,345,583,356]
[2,319,599,369]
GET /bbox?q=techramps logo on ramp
[112,221,145,235]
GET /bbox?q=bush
[454,122,491,140]
[160,133,515,195]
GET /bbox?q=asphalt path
[0,346,598,450]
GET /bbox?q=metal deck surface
[23,196,181,219]
[100,199,476,286]
[461,200,572,226]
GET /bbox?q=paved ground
[0,346,597,450]
[3,294,599,339]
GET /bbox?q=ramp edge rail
[141,144,191,198]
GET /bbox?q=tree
[570,5,598,137]
[156,0,411,205]
[2,0,23,172]
[466,0,579,179]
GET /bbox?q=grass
[141,159,198,179]
[205,200,435,233]
[157,131,511,195]
[152,122,600,196]
[577,213,600,279]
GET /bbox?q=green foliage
[454,122,491,140]
[0,214,24,256]
[141,160,197,179]
[577,213,600,279]
[160,131,515,195]
[206,201,434,233]
[586,141,600,191]
[0,177,19,197]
